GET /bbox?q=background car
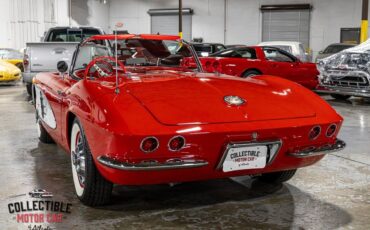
[0,60,21,85]
[257,41,311,62]
[191,42,226,57]
[316,39,370,100]
[200,46,319,89]
[0,48,24,72]
[315,43,355,63]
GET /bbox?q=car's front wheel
[257,169,297,183]
[70,118,113,206]
[330,94,351,100]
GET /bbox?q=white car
[258,41,310,62]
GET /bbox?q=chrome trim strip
[97,156,208,171]
[216,140,282,170]
[289,139,346,158]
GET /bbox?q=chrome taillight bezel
[168,135,186,152]
[309,125,321,140]
[326,124,337,137]
[140,136,159,153]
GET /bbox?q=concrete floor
[0,84,369,230]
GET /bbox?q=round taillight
[213,61,222,73]
[168,136,185,151]
[326,124,337,137]
[309,126,321,140]
[140,137,159,153]
[205,61,213,72]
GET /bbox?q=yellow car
[0,48,24,72]
[0,60,21,84]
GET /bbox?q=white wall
[108,0,365,58]
[109,0,226,43]
[0,0,70,50]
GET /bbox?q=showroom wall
[0,0,69,50]
[0,0,366,58]
[108,0,364,58]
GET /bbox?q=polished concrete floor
[0,84,369,229]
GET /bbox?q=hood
[124,72,316,125]
[0,60,20,73]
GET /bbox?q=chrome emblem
[224,95,245,106]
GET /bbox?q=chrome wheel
[71,123,86,196]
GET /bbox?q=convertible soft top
[83,34,181,44]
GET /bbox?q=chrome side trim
[216,140,282,170]
[97,156,208,171]
[289,139,346,158]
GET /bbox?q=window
[215,44,226,53]
[263,48,295,62]
[212,48,257,59]
[46,28,101,42]
[324,44,354,54]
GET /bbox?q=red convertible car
[199,46,320,89]
[33,34,345,206]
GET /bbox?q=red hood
[124,72,316,125]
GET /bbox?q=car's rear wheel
[26,83,32,95]
[257,169,297,183]
[36,112,54,144]
[71,118,113,206]
[242,70,261,78]
[330,94,351,100]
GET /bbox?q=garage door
[148,9,193,41]
[262,5,311,48]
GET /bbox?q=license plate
[222,145,268,172]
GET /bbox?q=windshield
[270,45,293,54]
[0,49,23,59]
[73,38,200,76]
[324,45,354,54]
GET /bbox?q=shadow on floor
[29,143,353,229]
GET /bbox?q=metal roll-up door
[148,8,193,41]
[261,5,311,49]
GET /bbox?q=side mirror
[57,61,68,74]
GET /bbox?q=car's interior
[72,40,198,79]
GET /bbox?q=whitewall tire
[70,118,113,206]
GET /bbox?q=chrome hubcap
[72,132,86,187]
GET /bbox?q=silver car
[315,43,355,63]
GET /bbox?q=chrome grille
[325,71,370,89]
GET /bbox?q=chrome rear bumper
[315,88,370,97]
[97,156,208,171]
[289,139,346,158]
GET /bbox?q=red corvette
[199,46,319,89]
[33,34,345,206]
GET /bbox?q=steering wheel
[84,56,126,79]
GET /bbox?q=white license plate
[222,145,268,172]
